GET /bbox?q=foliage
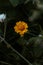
[0,0,43,65]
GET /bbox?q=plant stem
[0,36,32,65]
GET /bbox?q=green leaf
[9,0,19,6]
[28,36,43,58]
[9,0,26,7]
[24,0,30,4]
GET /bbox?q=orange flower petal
[14,21,28,36]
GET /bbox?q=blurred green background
[0,0,43,65]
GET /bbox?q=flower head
[14,21,28,36]
[0,13,6,22]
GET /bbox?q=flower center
[18,25,25,31]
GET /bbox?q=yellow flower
[14,21,28,36]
